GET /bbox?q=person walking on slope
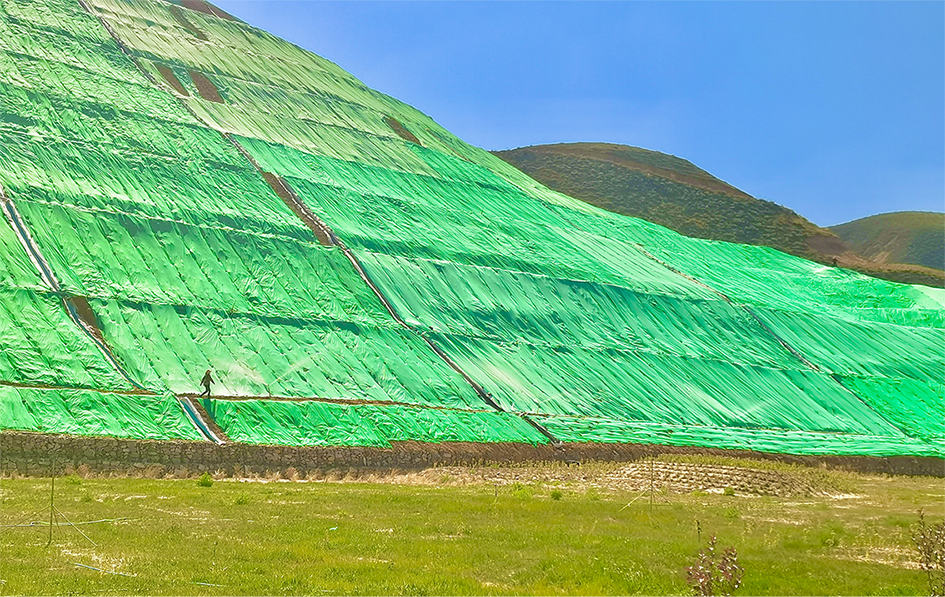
[200,369,214,397]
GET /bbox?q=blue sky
[215,1,944,226]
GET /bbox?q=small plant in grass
[912,509,945,596]
[196,472,213,488]
[550,489,563,501]
[723,486,735,496]
[685,535,743,596]
[511,483,532,500]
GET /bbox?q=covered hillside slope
[493,143,845,261]
[495,143,944,287]
[0,0,942,458]
[831,211,945,272]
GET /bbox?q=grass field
[0,460,942,595]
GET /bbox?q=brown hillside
[494,143,942,287]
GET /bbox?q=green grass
[0,467,941,595]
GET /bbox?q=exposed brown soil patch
[180,0,237,21]
[168,5,208,40]
[384,116,421,145]
[260,172,333,246]
[155,64,188,96]
[188,70,223,103]
[66,296,107,347]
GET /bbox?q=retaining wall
[2,431,942,478]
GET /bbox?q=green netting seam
[632,240,910,438]
[76,0,529,440]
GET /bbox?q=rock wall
[2,431,942,478]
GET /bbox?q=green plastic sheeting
[424,332,902,434]
[0,288,134,390]
[537,415,942,458]
[0,385,201,440]
[356,251,804,370]
[551,203,945,328]
[751,308,942,382]
[14,199,390,324]
[205,399,547,447]
[0,0,483,420]
[0,216,42,291]
[0,214,135,392]
[80,0,944,455]
[0,0,941,456]
[837,376,945,442]
[235,128,941,454]
[92,298,482,407]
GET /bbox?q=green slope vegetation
[831,211,945,271]
[0,0,942,457]
[2,471,942,595]
[492,143,844,261]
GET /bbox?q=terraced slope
[0,0,942,458]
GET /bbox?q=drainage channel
[179,397,225,444]
[81,0,559,444]
[629,243,889,419]
[5,186,222,444]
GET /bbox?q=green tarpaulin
[0,0,940,455]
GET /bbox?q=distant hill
[831,212,944,271]
[494,143,943,287]
[492,143,846,261]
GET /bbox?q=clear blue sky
[215,1,944,227]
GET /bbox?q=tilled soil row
[387,461,833,497]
